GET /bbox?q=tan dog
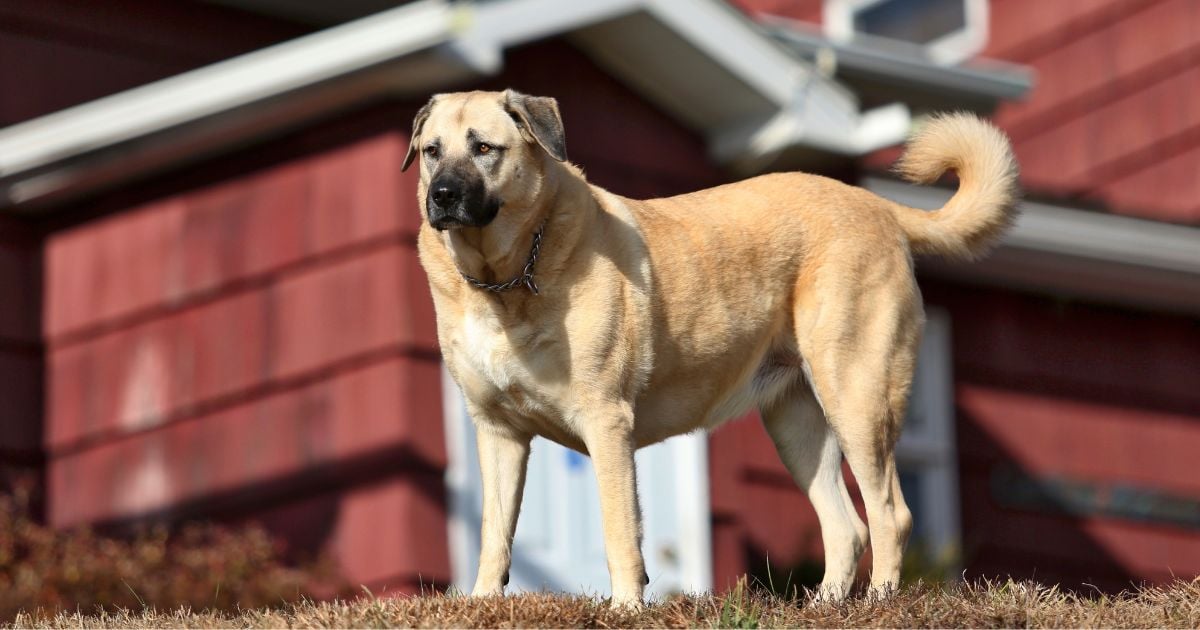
[404,90,1018,607]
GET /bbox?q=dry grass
[8,578,1199,629]
[0,490,331,623]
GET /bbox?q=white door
[443,367,713,599]
[895,307,961,570]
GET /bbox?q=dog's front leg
[583,407,645,608]
[471,421,532,596]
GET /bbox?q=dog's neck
[440,161,589,295]
[444,215,544,286]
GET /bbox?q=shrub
[0,489,331,622]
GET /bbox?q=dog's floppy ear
[504,90,567,162]
[402,97,436,172]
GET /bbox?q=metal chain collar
[461,221,545,295]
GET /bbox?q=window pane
[898,469,927,545]
[855,0,967,45]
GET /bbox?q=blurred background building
[0,0,1197,597]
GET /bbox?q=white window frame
[895,307,961,568]
[823,0,990,66]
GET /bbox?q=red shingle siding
[1098,143,1200,220]
[982,0,1157,61]
[0,0,307,125]
[48,356,444,527]
[729,0,823,22]
[995,0,1200,138]
[41,119,447,588]
[1013,65,1200,197]
[959,386,1200,589]
[46,243,434,450]
[44,134,416,342]
[0,221,44,502]
[927,280,1200,588]
[987,0,1200,223]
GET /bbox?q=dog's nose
[431,186,460,208]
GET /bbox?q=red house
[1,0,1197,596]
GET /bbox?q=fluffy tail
[890,113,1020,260]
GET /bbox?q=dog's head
[402,90,567,231]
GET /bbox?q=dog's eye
[476,143,492,155]
[424,145,439,159]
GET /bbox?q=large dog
[404,90,1018,607]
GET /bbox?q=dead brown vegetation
[9,577,1199,629]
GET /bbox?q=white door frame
[442,365,713,596]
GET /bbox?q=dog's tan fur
[406,90,1019,606]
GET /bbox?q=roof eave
[764,17,1034,112]
[0,0,909,212]
[864,176,1200,315]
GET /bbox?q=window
[824,0,990,65]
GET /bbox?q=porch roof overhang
[764,17,1033,114]
[866,176,1200,316]
[0,0,918,212]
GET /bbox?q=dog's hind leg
[794,274,919,596]
[760,385,868,601]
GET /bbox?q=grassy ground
[7,578,1199,629]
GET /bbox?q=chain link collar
[461,221,545,295]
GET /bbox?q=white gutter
[0,0,908,211]
[766,17,1033,103]
[865,176,1200,315]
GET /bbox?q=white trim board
[865,176,1200,315]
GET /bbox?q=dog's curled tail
[890,112,1020,260]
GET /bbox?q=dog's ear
[504,90,567,162]
[402,97,436,172]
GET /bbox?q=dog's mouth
[428,199,503,231]
[430,214,468,231]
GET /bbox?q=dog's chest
[451,308,557,412]
[457,309,521,390]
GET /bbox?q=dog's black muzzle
[426,170,499,231]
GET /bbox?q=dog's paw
[469,585,505,598]
[609,594,645,612]
[864,581,899,602]
[809,582,851,605]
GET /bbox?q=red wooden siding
[982,0,1158,61]
[979,0,1200,222]
[0,219,43,505]
[730,0,824,23]
[41,123,449,592]
[928,280,1200,589]
[0,0,307,126]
